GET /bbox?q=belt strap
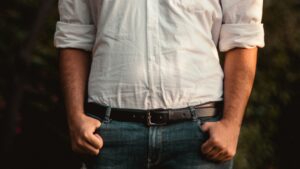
[84,101,223,126]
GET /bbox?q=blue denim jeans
[82,106,234,169]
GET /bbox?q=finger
[84,132,103,149]
[207,149,226,162]
[86,116,102,130]
[80,140,101,155]
[95,121,102,130]
[200,122,211,132]
[94,133,104,149]
[72,140,99,155]
[217,152,230,162]
[218,157,231,163]
[206,147,220,157]
[221,155,234,162]
[205,147,222,159]
[201,139,215,154]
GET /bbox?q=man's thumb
[95,120,101,129]
[201,122,211,132]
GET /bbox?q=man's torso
[86,0,224,109]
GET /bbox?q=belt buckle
[146,111,167,127]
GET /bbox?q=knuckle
[229,151,236,157]
[92,149,99,155]
[99,141,104,149]
[210,136,216,142]
[211,138,218,145]
[218,145,225,150]
[227,150,235,158]
[95,143,101,149]
[83,131,89,138]
[224,149,230,154]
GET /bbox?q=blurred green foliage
[0,0,299,169]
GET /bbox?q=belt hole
[133,114,136,118]
[159,116,162,119]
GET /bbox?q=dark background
[0,0,299,169]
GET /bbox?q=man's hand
[68,113,104,155]
[200,119,240,162]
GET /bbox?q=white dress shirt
[54,0,265,110]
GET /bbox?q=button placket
[146,0,159,109]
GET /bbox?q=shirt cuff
[54,21,96,51]
[219,23,265,52]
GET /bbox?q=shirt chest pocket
[100,1,134,41]
[102,15,133,41]
[174,0,207,13]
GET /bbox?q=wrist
[220,118,242,130]
[221,107,245,128]
[65,103,85,118]
[67,110,86,123]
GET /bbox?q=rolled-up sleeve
[219,0,265,52]
[54,0,96,51]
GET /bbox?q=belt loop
[103,106,112,123]
[188,105,197,121]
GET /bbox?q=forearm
[59,48,91,119]
[222,47,258,127]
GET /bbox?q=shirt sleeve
[53,0,96,51]
[219,0,265,52]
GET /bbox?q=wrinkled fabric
[54,0,265,110]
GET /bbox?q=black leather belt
[84,101,223,127]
